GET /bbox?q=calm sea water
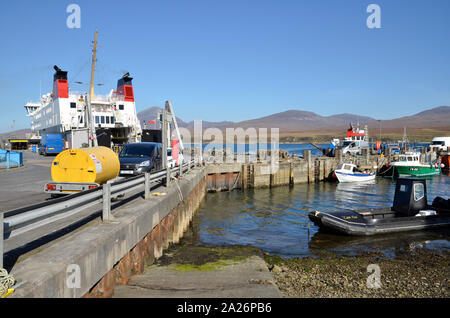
[185,142,430,158]
[192,173,450,258]
[184,143,329,157]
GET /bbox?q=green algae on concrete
[171,259,238,272]
[156,245,263,272]
[112,243,282,298]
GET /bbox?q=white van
[341,140,370,155]
[431,137,450,151]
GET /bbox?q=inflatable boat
[309,178,450,236]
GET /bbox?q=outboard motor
[392,178,427,216]
[432,197,450,210]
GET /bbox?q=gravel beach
[265,249,449,298]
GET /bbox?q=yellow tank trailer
[50,146,120,185]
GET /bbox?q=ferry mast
[87,30,98,147]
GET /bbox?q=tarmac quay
[0,151,53,210]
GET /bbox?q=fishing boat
[334,163,376,183]
[330,124,370,155]
[388,152,441,177]
[309,178,450,236]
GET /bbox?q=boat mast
[401,127,408,152]
[87,30,98,147]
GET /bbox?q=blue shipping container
[0,149,23,168]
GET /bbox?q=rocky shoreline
[264,249,449,298]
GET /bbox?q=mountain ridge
[137,106,449,132]
[2,106,448,139]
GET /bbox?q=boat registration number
[120,170,134,175]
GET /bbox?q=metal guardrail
[0,160,197,268]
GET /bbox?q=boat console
[392,178,427,216]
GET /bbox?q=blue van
[39,134,64,156]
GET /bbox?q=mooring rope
[0,268,15,298]
[230,171,241,191]
[171,174,184,201]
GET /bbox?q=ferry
[24,32,142,149]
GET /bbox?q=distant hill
[365,106,450,130]
[234,110,374,131]
[3,106,448,142]
[0,128,31,140]
[137,107,375,131]
[137,106,187,129]
[136,105,449,142]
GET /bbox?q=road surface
[0,151,53,211]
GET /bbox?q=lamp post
[378,120,381,141]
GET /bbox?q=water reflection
[193,175,450,258]
[309,229,450,258]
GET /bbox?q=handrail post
[179,160,183,178]
[145,172,150,200]
[102,183,111,221]
[166,166,171,188]
[0,212,3,269]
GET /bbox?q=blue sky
[0,0,449,133]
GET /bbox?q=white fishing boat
[334,163,376,183]
[330,124,370,155]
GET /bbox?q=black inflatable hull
[309,208,450,236]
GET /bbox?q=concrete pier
[9,167,206,298]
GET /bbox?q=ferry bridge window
[111,117,115,124]
[101,116,105,124]
[106,116,110,124]
[95,116,99,124]
[70,102,76,109]
[79,116,83,124]
[119,104,124,110]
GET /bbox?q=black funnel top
[117,72,133,87]
[53,65,68,81]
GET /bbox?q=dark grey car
[119,142,162,176]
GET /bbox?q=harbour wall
[205,150,375,191]
[205,149,438,192]
[10,167,206,298]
